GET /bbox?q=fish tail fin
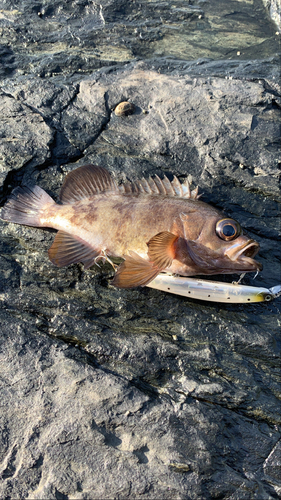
[1,185,55,227]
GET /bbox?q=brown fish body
[1,164,262,288]
[40,193,217,257]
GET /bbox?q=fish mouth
[226,239,262,271]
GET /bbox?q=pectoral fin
[48,230,99,269]
[112,251,160,288]
[147,231,178,269]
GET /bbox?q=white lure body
[147,274,281,303]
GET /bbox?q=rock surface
[0,1,281,499]
[262,0,281,29]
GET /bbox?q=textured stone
[262,0,281,29]
[0,0,279,79]
[58,64,280,201]
[0,92,53,185]
[1,312,280,500]
[1,65,281,499]
[0,1,280,499]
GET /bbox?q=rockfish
[1,164,262,288]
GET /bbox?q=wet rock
[0,44,15,78]
[1,63,281,499]
[0,0,279,79]
[1,310,280,500]
[1,65,281,499]
[262,0,281,29]
[0,1,280,499]
[0,92,53,187]
[60,80,109,153]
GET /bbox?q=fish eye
[216,219,242,241]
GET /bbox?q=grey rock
[70,64,281,200]
[0,311,280,500]
[0,0,279,79]
[1,65,280,499]
[0,92,53,185]
[0,0,281,499]
[60,79,109,153]
[262,0,281,29]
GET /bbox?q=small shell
[114,101,135,117]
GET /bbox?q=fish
[0,164,262,288]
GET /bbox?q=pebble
[114,101,135,116]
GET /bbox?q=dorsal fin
[162,175,176,196]
[139,178,151,194]
[123,181,135,194]
[59,165,117,204]
[135,180,147,194]
[147,176,159,194]
[153,174,167,195]
[117,173,200,199]
[171,176,182,196]
[59,164,200,202]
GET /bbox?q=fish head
[177,210,262,275]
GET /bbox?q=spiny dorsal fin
[123,181,135,194]
[171,176,182,196]
[59,164,199,202]
[162,175,176,196]
[139,177,151,194]
[134,180,147,194]
[48,230,99,269]
[118,174,199,199]
[181,178,191,198]
[147,176,160,194]
[59,165,117,204]
[191,186,199,199]
[153,175,167,195]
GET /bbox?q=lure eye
[216,219,242,241]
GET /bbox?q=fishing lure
[147,275,281,303]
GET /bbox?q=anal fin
[48,231,99,269]
[112,251,160,288]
